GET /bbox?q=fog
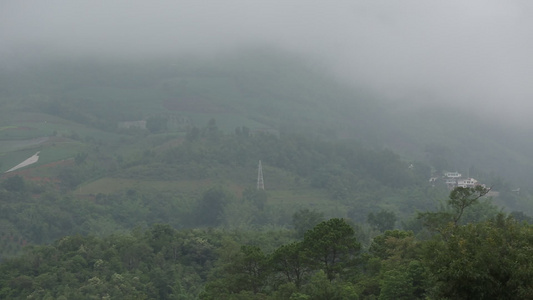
[2,1,533,125]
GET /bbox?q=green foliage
[424,214,533,299]
[242,187,267,211]
[5,210,533,299]
[361,228,428,300]
[201,240,267,299]
[292,209,324,238]
[0,225,222,299]
[237,245,270,294]
[301,270,359,300]
[0,108,447,253]
[367,210,396,232]
[448,185,491,225]
[194,186,231,227]
[74,152,88,165]
[418,185,494,236]
[4,50,533,299]
[201,218,363,298]
[379,269,414,300]
[1,175,26,192]
[3,48,533,192]
[302,218,360,281]
[270,242,308,288]
[369,230,414,260]
[510,211,533,224]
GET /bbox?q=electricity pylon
[257,160,264,190]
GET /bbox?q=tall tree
[418,185,491,237]
[270,242,308,288]
[194,186,230,227]
[302,218,360,281]
[424,214,533,299]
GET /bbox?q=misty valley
[1,51,533,299]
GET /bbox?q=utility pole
[257,160,264,190]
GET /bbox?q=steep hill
[1,48,532,261]
[2,49,532,190]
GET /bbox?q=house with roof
[457,178,481,188]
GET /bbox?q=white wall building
[457,178,478,188]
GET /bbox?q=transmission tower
[257,160,264,190]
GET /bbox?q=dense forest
[0,121,448,253]
[1,51,533,298]
[2,188,533,299]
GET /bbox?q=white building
[457,178,478,188]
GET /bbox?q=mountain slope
[1,48,533,190]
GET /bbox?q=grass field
[0,137,48,153]
[74,178,212,195]
[74,175,343,221]
[0,138,86,173]
[0,149,39,173]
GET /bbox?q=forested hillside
[0,120,449,252]
[2,50,533,188]
[1,50,533,298]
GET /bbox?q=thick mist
[2,1,533,125]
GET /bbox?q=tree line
[2,186,533,299]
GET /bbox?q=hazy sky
[1,1,533,124]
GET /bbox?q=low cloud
[1,1,532,125]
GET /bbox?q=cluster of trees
[2,186,533,299]
[203,186,533,299]
[0,224,220,299]
[0,120,517,261]
[162,121,431,193]
[4,50,533,299]
[1,110,532,299]
[0,175,281,259]
[201,218,360,299]
[0,174,192,253]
